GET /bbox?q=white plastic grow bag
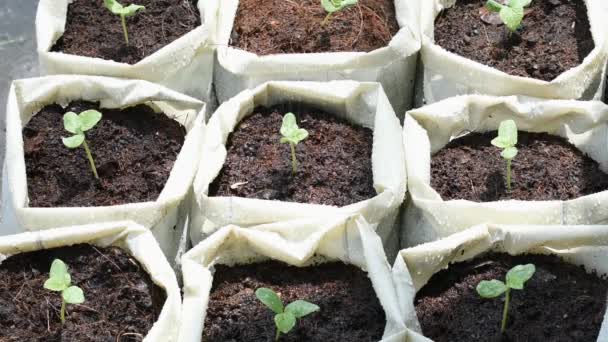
[5,75,206,262]
[402,95,608,247]
[0,221,182,342]
[392,224,608,341]
[190,81,406,257]
[415,0,608,105]
[180,215,419,342]
[204,0,420,116]
[36,0,215,108]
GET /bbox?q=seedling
[280,113,309,175]
[44,259,85,324]
[62,110,102,179]
[491,119,518,191]
[321,0,358,26]
[104,0,145,44]
[477,264,536,333]
[255,288,319,341]
[485,0,532,33]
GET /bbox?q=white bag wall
[180,215,419,342]
[0,221,182,342]
[190,81,406,258]
[204,0,420,116]
[415,0,608,105]
[402,95,608,247]
[5,75,206,262]
[36,0,215,109]
[392,224,608,341]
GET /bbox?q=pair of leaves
[104,0,145,17]
[491,119,518,160]
[477,264,536,298]
[321,0,358,14]
[486,0,532,32]
[255,288,320,334]
[62,110,102,149]
[44,259,85,305]
[280,113,309,146]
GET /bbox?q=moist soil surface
[431,131,608,202]
[51,0,200,64]
[434,0,594,81]
[202,261,386,341]
[24,101,185,207]
[210,105,375,207]
[0,244,165,342]
[230,0,399,55]
[415,253,608,342]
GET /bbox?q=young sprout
[477,264,536,333]
[62,110,103,179]
[255,288,319,341]
[280,113,309,175]
[104,0,146,44]
[491,119,518,191]
[44,259,85,324]
[485,0,532,33]
[321,0,358,26]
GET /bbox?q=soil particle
[202,261,386,341]
[51,0,201,64]
[431,131,608,202]
[210,105,375,207]
[415,253,608,342]
[434,0,594,81]
[0,244,165,342]
[24,101,186,207]
[230,0,399,55]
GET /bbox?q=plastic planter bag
[190,81,406,257]
[0,221,182,342]
[204,0,420,116]
[402,95,608,247]
[36,0,215,108]
[392,224,608,341]
[180,215,418,342]
[5,75,206,261]
[415,0,608,105]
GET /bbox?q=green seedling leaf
[477,264,537,333]
[501,146,518,160]
[275,312,296,334]
[280,113,309,175]
[506,264,536,290]
[62,110,102,179]
[285,300,320,318]
[321,0,358,25]
[256,287,319,341]
[104,0,145,44]
[255,288,284,314]
[476,279,507,298]
[485,0,531,32]
[491,119,519,190]
[63,286,85,304]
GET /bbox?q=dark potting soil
[434,0,594,81]
[230,0,399,55]
[431,131,608,202]
[24,101,186,207]
[51,0,201,64]
[209,105,376,207]
[202,261,386,341]
[415,253,608,341]
[0,244,165,342]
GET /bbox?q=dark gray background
[1,0,39,227]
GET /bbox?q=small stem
[290,143,297,175]
[82,139,99,179]
[501,288,510,333]
[60,299,66,324]
[506,159,512,191]
[321,13,332,26]
[121,15,129,44]
[275,328,280,341]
